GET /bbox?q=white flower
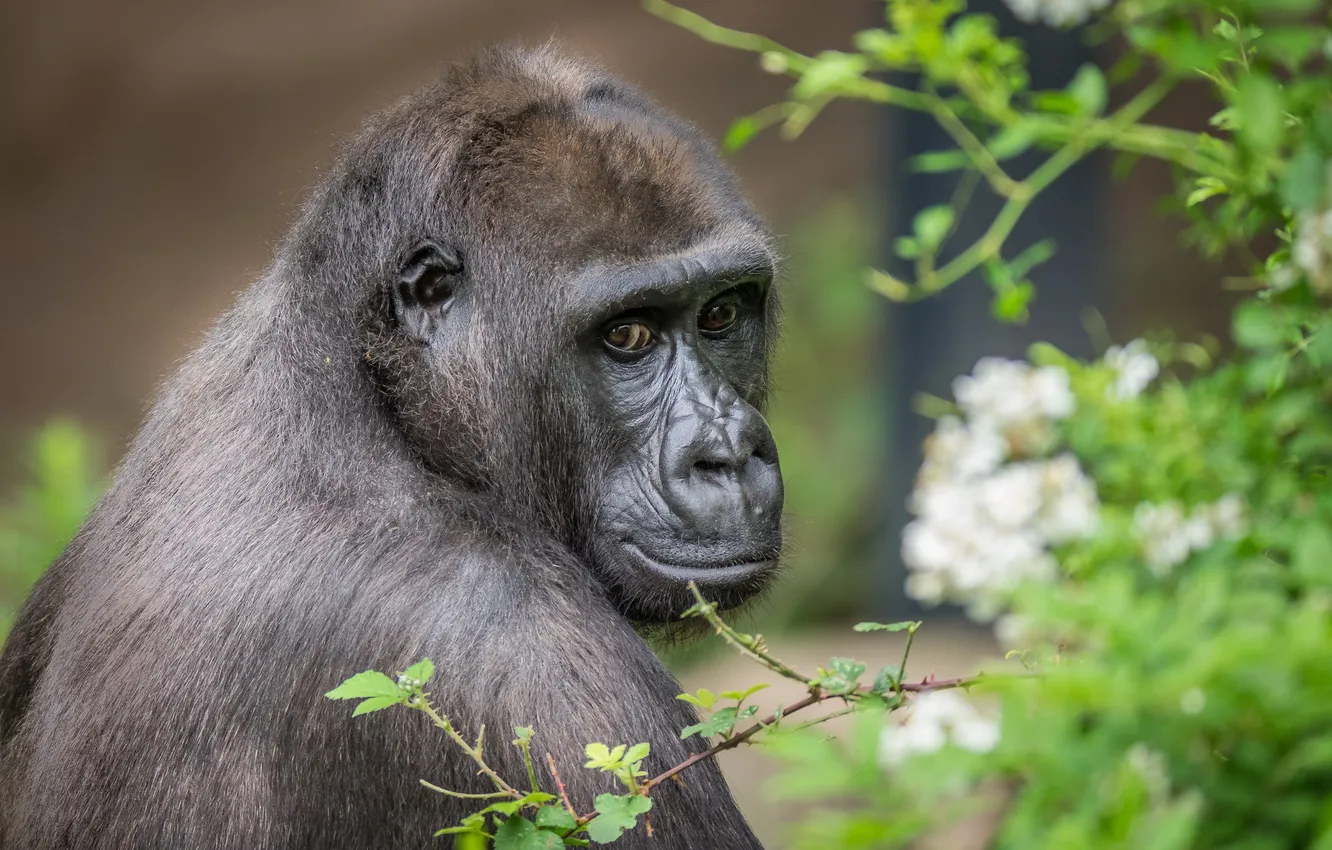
[904,452,1098,617]
[919,416,1006,485]
[1293,208,1332,291]
[1035,454,1101,543]
[1179,688,1206,715]
[1125,743,1170,801]
[977,464,1044,529]
[1133,495,1248,575]
[880,691,1000,768]
[1206,494,1247,539]
[1104,339,1159,400]
[1133,501,1193,574]
[1003,0,1112,27]
[953,358,1075,436]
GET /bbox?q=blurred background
[0,1,1233,845]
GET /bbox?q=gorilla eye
[698,299,739,334]
[603,322,655,354]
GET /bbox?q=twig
[545,753,578,820]
[418,779,512,800]
[417,700,523,798]
[685,582,811,686]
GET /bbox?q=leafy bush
[330,0,1332,846]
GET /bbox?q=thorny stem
[896,623,920,691]
[516,734,540,795]
[417,701,524,799]
[417,780,511,801]
[570,674,972,828]
[545,753,579,820]
[413,582,983,837]
[684,582,813,686]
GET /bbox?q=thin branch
[417,700,524,799]
[685,582,811,685]
[545,753,579,820]
[419,779,512,800]
[925,88,1025,199]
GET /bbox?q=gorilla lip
[623,542,777,584]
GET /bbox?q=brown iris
[698,300,738,333]
[603,322,654,353]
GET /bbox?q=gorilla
[0,44,783,849]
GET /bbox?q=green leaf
[350,696,400,717]
[829,658,867,682]
[1066,64,1107,116]
[719,683,770,701]
[1293,524,1332,583]
[853,621,917,632]
[1233,301,1288,350]
[680,706,743,740]
[1186,177,1229,208]
[325,670,400,701]
[402,658,434,685]
[622,742,650,765]
[910,149,971,174]
[992,281,1035,323]
[723,116,762,152]
[987,122,1039,160]
[872,665,902,692]
[1031,90,1081,115]
[894,236,921,259]
[588,794,652,844]
[676,688,718,710]
[481,793,557,819]
[495,816,562,850]
[1008,239,1056,281]
[1259,26,1324,70]
[1281,143,1326,211]
[792,51,869,100]
[1233,75,1284,154]
[912,205,955,250]
[535,806,578,832]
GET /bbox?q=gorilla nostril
[693,458,732,476]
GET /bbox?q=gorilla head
[351,49,784,620]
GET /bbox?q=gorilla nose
[665,402,784,539]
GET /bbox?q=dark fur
[0,45,777,848]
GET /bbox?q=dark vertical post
[875,3,1111,619]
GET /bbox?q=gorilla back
[0,45,782,849]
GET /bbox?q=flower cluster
[903,358,1099,619]
[1002,0,1112,27]
[1131,495,1247,575]
[879,690,1000,768]
[1293,208,1332,293]
[1103,339,1159,400]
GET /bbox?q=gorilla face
[373,66,783,622]
[576,247,784,619]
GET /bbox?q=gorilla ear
[394,241,463,342]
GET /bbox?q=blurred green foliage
[764,198,887,626]
[0,422,101,640]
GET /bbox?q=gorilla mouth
[623,542,778,585]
